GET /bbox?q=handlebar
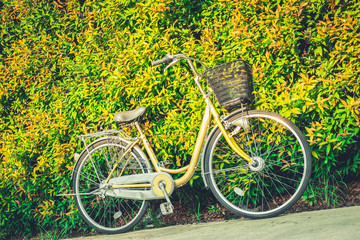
[151,55,173,66]
[151,53,208,98]
[151,53,205,77]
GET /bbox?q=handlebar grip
[151,55,173,66]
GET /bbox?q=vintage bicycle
[66,54,312,234]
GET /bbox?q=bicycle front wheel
[203,110,311,218]
[73,137,151,234]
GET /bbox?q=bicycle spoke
[78,172,101,186]
[264,170,302,186]
[265,161,304,176]
[74,139,149,233]
[265,169,298,195]
[249,118,260,156]
[206,111,311,217]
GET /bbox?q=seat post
[134,122,145,138]
[134,122,161,172]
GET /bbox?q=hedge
[0,0,359,238]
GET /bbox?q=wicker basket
[205,60,253,110]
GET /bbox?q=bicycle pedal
[160,202,174,215]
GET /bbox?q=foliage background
[0,0,359,238]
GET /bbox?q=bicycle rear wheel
[203,110,311,218]
[73,137,151,234]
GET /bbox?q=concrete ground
[68,206,360,240]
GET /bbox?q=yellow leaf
[312,151,319,159]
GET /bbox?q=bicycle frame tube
[134,103,211,187]
[173,103,212,187]
[135,98,252,188]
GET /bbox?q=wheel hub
[249,157,265,172]
[97,181,111,196]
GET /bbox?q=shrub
[0,0,359,238]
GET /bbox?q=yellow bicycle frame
[133,96,252,188]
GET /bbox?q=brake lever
[164,58,179,73]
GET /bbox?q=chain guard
[104,172,174,200]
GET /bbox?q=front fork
[193,73,252,164]
[206,99,253,164]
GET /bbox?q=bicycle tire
[203,110,311,218]
[73,137,151,234]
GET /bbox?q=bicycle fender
[71,137,152,182]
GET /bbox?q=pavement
[67,206,360,240]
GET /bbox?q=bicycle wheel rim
[74,140,149,233]
[206,111,311,217]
